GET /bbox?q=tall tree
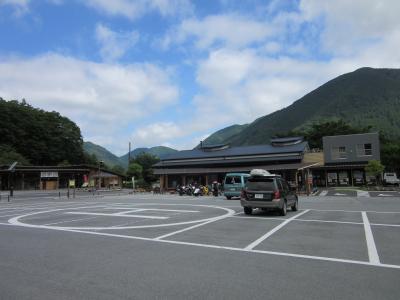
[0,99,85,165]
[131,153,160,186]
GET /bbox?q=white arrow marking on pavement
[377,194,393,197]
[334,193,347,196]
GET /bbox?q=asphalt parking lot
[0,193,399,299]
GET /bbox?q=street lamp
[98,160,103,190]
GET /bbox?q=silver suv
[240,170,298,216]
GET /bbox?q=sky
[1,0,400,155]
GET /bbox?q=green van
[224,173,250,199]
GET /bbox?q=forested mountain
[0,99,85,165]
[83,142,178,168]
[83,142,122,168]
[198,124,248,147]
[203,68,400,146]
[118,146,178,167]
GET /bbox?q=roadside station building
[310,133,381,187]
[0,165,123,191]
[154,137,323,191]
[154,133,382,192]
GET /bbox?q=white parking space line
[66,212,169,220]
[231,214,400,228]
[154,211,235,240]
[362,212,380,265]
[357,190,370,197]
[0,213,27,218]
[37,226,400,270]
[244,210,310,250]
[371,223,400,227]
[43,216,100,226]
[113,209,147,215]
[319,190,328,196]
[309,209,400,214]
[114,208,200,215]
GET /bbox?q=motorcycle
[176,185,184,196]
[193,186,201,197]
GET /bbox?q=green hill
[0,98,85,165]
[207,68,400,146]
[119,146,178,167]
[83,142,122,168]
[201,124,248,147]
[83,142,178,169]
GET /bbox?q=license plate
[230,188,235,191]
[255,194,264,199]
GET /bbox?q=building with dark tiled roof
[154,137,322,191]
[0,164,123,190]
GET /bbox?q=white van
[383,173,400,185]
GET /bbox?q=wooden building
[0,164,123,190]
[153,137,322,192]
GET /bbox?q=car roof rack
[249,169,281,177]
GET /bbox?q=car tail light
[241,189,247,199]
[274,190,280,199]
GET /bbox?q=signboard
[69,180,75,188]
[40,171,58,178]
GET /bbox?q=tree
[0,98,85,165]
[379,132,400,173]
[111,165,126,176]
[0,145,30,165]
[365,160,385,185]
[276,119,371,149]
[127,162,143,179]
[130,153,160,187]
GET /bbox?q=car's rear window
[246,177,275,190]
[225,176,242,185]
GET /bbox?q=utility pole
[98,160,103,190]
[128,142,131,165]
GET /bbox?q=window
[331,146,347,159]
[225,176,242,185]
[357,143,372,156]
[246,178,275,190]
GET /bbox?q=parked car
[383,173,400,186]
[224,173,250,199]
[240,169,298,216]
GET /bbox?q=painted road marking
[377,194,394,197]
[232,214,400,228]
[231,215,363,226]
[319,190,328,196]
[333,193,347,196]
[357,190,370,197]
[66,212,169,220]
[20,225,400,270]
[112,208,200,215]
[244,210,310,250]
[43,216,100,226]
[2,203,400,270]
[154,211,235,240]
[8,204,235,230]
[308,209,400,214]
[362,212,380,265]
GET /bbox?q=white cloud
[0,0,30,15]
[95,23,139,62]
[131,122,183,147]
[84,0,193,20]
[0,53,179,153]
[299,0,400,55]
[162,14,274,50]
